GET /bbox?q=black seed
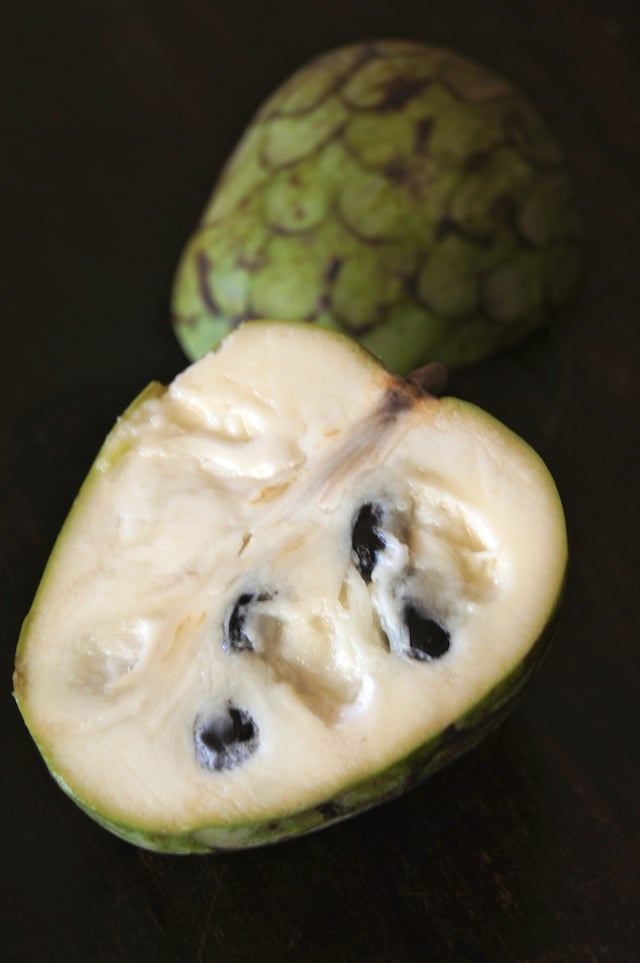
[351,503,385,583]
[404,603,451,661]
[224,591,271,652]
[195,705,259,772]
[224,592,255,651]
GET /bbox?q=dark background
[2,2,639,960]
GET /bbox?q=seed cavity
[222,588,362,724]
[351,502,386,583]
[351,498,453,665]
[404,602,451,661]
[194,705,259,772]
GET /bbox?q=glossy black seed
[195,705,259,772]
[351,503,385,583]
[224,592,255,651]
[224,591,271,652]
[404,603,451,661]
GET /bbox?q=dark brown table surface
[2,2,639,960]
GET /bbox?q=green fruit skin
[172,40,582,373]
[14,337,567,853]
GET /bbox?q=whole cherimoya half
[172,40,582,373]
[14,322,567,853]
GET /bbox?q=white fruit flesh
[15,322,566,838]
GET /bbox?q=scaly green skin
[172,40,582,373]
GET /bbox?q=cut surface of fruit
[14,322,567,851]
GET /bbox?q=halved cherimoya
[14,321,567,852]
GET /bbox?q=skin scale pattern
[172,40,583,372]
